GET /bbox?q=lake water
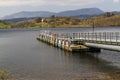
[0,27,120,80]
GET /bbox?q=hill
[11,13,120,28]
[2,8,104,19]
[56,8,103,16]
[3,17,35,23]
[2,11,55,19]
[80,14,120,27]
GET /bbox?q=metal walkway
[60,32,120,51]
[39,31,120,52]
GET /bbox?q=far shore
[0,25,120,29]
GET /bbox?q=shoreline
[0,25,120,29]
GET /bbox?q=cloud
[113,0,119,3]
[0,0,103,7]
[0,0,45,6]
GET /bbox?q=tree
[34,17,42,23]
[104,12,114,17]
[0,20,3,23]
[50,15,56,27]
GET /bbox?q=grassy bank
[1,13,120,28]
[80,14,120,27]
[11,14,120,28]
[0,21,11,29]
[0,69,14,80]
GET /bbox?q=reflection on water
[0,27,120,80]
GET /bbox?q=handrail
[40,31,120,45]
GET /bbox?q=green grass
[0,69,15,80]
[0,22,11,29]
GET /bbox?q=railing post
[81,33,83,39]
[73,33,75,39]
[76,33,78,39]
[111,32,114,44]
[80,33,82,41]
[79,33,81,39]
[77,33,79,39]
[116,32,119,45]
[110,32,111,44]
[85,33,86,41]
[67,33,69,39]
[92,32,94,42]
[99,32,101,43]
[95,32,97,42]
[105,32,106,43]
[68,33,70,39]
[88,32,89,41]
[75,33,77,39]
[118,32,120,45]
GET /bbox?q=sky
[0,0,120,17]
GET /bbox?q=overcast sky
[0,0,120,17]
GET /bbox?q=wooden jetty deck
[37,31,120,52]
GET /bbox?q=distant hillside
[3,17,35,23]
[80,14,120,27]
[4,15,97,23]
[112,11,120,15]
[11,13,120,28]
[3,11,55,19]
[56,8,104,16]
[2,13,120,28]
[73,14,100,19]
[2,8,104,19]
[11,17,81,28]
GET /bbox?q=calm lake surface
[0,27,120,80]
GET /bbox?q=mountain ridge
[2,8,104,19]
[56,8,103,16]
[3,11,56,19]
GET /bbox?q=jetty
[37,30,120,52]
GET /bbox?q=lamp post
[92,18,96,33]
[54,15,56,27]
